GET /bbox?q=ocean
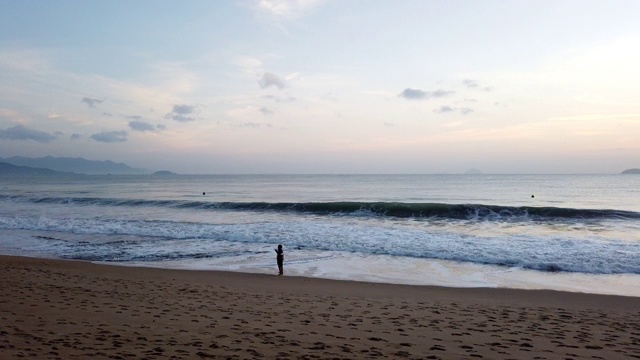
[1,174,639,296]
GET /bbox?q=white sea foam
[1,212,639,274]
[103,243,640,297]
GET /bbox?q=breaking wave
[2,195,638,221]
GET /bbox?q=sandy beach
[1,255,639,359]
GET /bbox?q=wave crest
[2,195,639,221]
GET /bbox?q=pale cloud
[433,105,455,113]
[236,56,263,69]
[165,104,196,122]
[81,97,103,108]
[259,72,285,89]
[285,72,300,81]
[0,124,57,143]
[463,79,492,91]
[240,122,274,128]
[399,88,454,100]
[399,88,426,100]
[253,0,323,19]
[173,104,194,114]
[430,89,455,98]
[463,79,479,88]
[434,106,474,115]
[91,130,128,143]
[259,106,274,115]
[262,94,296,102]
[128,120,157,132]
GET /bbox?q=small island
[621,168,640,174]
[151,170,178,176]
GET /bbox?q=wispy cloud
[430,89,455,98]
[399,88,454,101]
[399,88,426,100]
[235,56,263,75]
[463,79,492,91]
[129,120,158,132]
[81,97,103,108]
[259,72,285,89]
[463,79,479,88]
[165,104,196,122]
[433,105,455,113]
[241,122,274,128]
[252,0,323,19]
[0,124,57,143]
[259,106,274,115]
[262,94,296,102]
[91,130,128,143]
[433,105,474,115]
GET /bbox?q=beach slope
[1,255,639,359]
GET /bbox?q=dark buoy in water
[531,195,534,198]
[203,192,206,195]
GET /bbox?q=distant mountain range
[0,162,68,175]
[621,168,640,174]
[0,156,148,175]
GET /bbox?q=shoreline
[2,255,640,359]
[100,249,640,298]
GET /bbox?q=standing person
[275,244,284,275]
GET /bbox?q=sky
[0,0,639,174]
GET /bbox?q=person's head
[278,244,282,249]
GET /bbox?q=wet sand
[1,255,639,359]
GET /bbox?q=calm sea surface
[1,174,639,295]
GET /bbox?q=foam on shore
[116,247,640,297]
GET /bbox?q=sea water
[1,174,639,296]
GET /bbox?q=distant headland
[0,156,186,175]
[0,156,146,175]
[0,156,148,175]
[621,168,640,174]
[0,162,69,175]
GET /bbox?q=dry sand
[1,255,639,359]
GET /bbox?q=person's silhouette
[275,244,284,275]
